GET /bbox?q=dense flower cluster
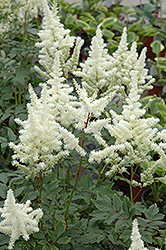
[86,72,166,185]
[74,24,115,97]
[35,0,83,79]
[9,84,85,177]
[128,219,148,250]
[0,189,43,249]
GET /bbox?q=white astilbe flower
[17,0,45,20]
[74,24,117,97]
[86,71,166,183]
[9,83,85,177]
[0,0,11,15]
[35,0,83,79]
[44,52,79,127]
[128,219,148,250]
[0,189,43,249]
[111,27,154,98]
[71,81,116,129]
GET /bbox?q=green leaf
[93,195,112,211]
[54,221,65,240]
[50,246,59,250]
[0,174,8,184]
[106,213,119,225]
[0,184,7,199]
[102,29,114,39]
[150,40,164,57]
[137,217,148,227]
[0,137,8,143]
[0,233,10,245]
[101,17,117,28]
[47,230,56,242]
[33,231,45,239]
[57,236,71,244]
[80,173,92,190]
[113,194,122,212]
[127,32,137,44]
[7,128,16,141]
[145,204,159,219]
[115,218,127,231]
[120,230,131,242]
[42,246,49,250]
[9,116,16,131]
[90,210,108,220]
[24,191,38,201]
[76,20,90,30]
[14,187,25,197]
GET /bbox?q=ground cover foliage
[1,0,166,249]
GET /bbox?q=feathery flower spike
[0,189,43,249]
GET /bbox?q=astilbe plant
[86,71,166,202]
[1,0,166,249]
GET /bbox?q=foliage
[0,0,166,250]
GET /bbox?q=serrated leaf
[57,236,71,244]
[120,230,131,242]
[145,204,159,219]
[33,231,45,239]
[113,194,122,212]
[0,174,8,184]
[137,217,148,227]
[115,218,127,231]
[24,191,38,201]
[14,187,25,197]
[106,212,119,225]
[93,196,112,211]
[122,196,130,215]
[47,230,56,242]
[90,210,108,220]
[54,221,65,240]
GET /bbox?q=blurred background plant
[0,0,44,169]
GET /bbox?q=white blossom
[74,24,117,97]
[87,72,166,183]
[17,0,45,20]
[35,0,83,79]
[128,219,148,250]
[111,27,154,99]
[0,0,11,15]
[0,189,43,249]
[9,83,85,177]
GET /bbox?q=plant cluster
[1,0,166,250]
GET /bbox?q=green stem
[95,160,104,187]
[38,171,45,206]
[64,113,92,219]
[160,223,166,249]
[130,166,133,210]
[23,79,29,104]
[64,154,83,219]
[18,84,22,104]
